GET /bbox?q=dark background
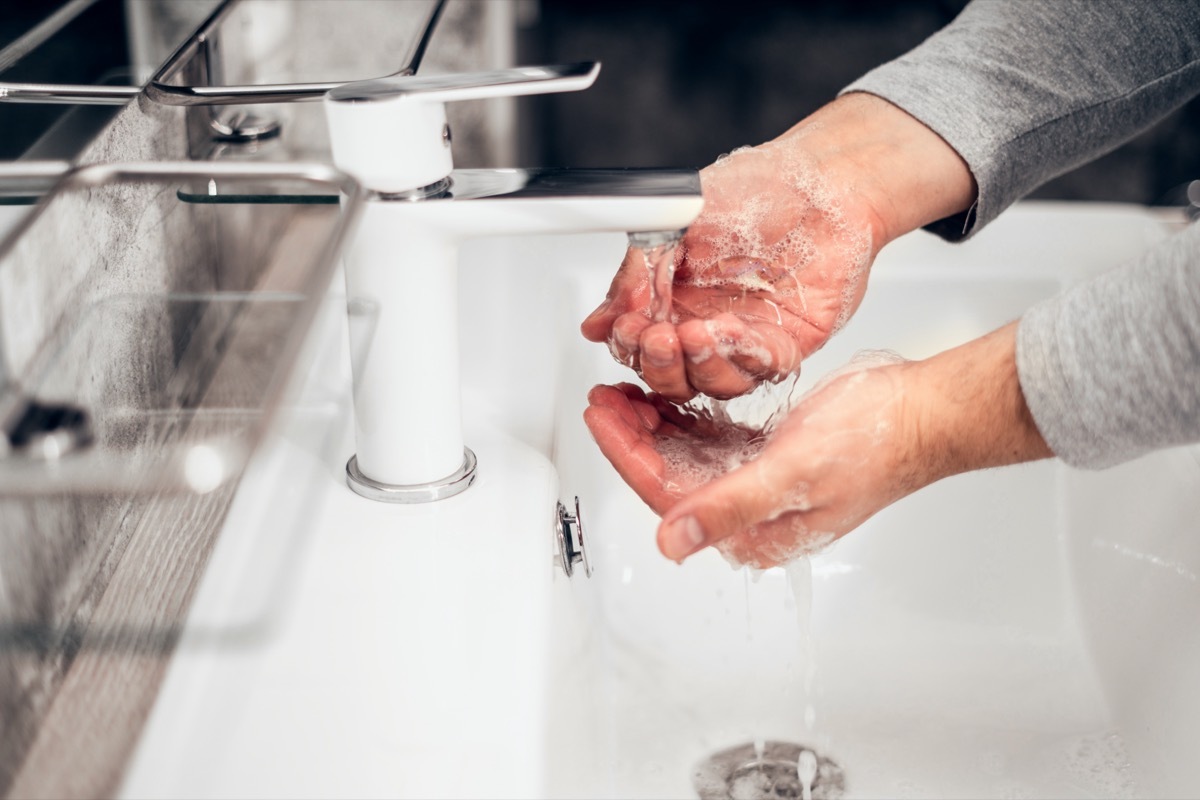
[518,0,1200,207]
[3,0,1200,206]
[0,0,132,160]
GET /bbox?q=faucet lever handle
[325,63,601,194]
[327,62,599,105]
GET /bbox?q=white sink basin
[120,202,1200,799]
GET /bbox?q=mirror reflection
[0,0,220,161]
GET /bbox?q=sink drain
[693,741,844,800]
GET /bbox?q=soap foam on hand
[680,139,874,338]
[603,136,875,387]
[648,375,822,570]
[612,137,890,568]
[652,350,906,570]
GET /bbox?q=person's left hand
[583,361,916,569]
[580,136,885,404]
[583,324,1052,569]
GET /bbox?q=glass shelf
[0,161,364,650]
[0,161,362,493]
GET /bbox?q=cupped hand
[583,324,1052,569]
[583,356,922,569]
[581,136,888,403]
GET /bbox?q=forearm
[844,0,1200,240]
[908,321,1053,487]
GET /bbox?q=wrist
[908,322,1053,483]
[772,92,977,247]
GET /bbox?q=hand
[584,361,914,569]
[581,139,885,403]
[580,93,977,403]
[583,324,1052,569]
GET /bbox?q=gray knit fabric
[844,0,1200,240]
[841,0,1200,468]
[1018,222,1200,468]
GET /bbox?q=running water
[635,237,681,323]
[619,156,879,791]
[735,559,825,798]
[797,748,819,800]
[785,559,819,733]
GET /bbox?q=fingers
[696,314,807,378]
[581,248,647,343]
[608,313,653,373]
[676,316,764,399]
[585,383,647,429]
[637,323,693,403]
[606,312,802,401]
[655,455,795,562]
[583,384,678,515]
[588,271,820,406]
[734,321,805,381]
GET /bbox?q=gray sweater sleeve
[839,0,1200,468]
[1018,222,1200,468]
[842,0,1200,240]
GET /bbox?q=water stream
[629,232,838,797]
[636,238,680,324]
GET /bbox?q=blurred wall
[519,0,1200,207]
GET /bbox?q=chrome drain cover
[693,741,844,800]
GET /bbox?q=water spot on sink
[1061,731,1139,798]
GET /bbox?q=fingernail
[662,515,706,562]
[643,340,674,368]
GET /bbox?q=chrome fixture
[0,160,71,196]
[146,0,443,108]
[555,497,592,578]
[628,228,687,249]
[693,741,846,800]
[345,450,477,504]
[1,0,444,145]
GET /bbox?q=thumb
[580,248,647,342]
[656,455,793,562]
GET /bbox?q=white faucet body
[326,64,703,499]
[345,186,703,488]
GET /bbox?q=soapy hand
[583,324,1053,569]
[583,357,916,569]
[581,135,887,403]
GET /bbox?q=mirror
[1,0,446,167]
[0,0,222,161]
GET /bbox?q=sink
[119,202,1200,799]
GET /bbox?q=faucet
[324,63,703,502]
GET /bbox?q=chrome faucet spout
[439,167,699,202]
[627,228,687,249]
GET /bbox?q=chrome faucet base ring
[345,448,477,503]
